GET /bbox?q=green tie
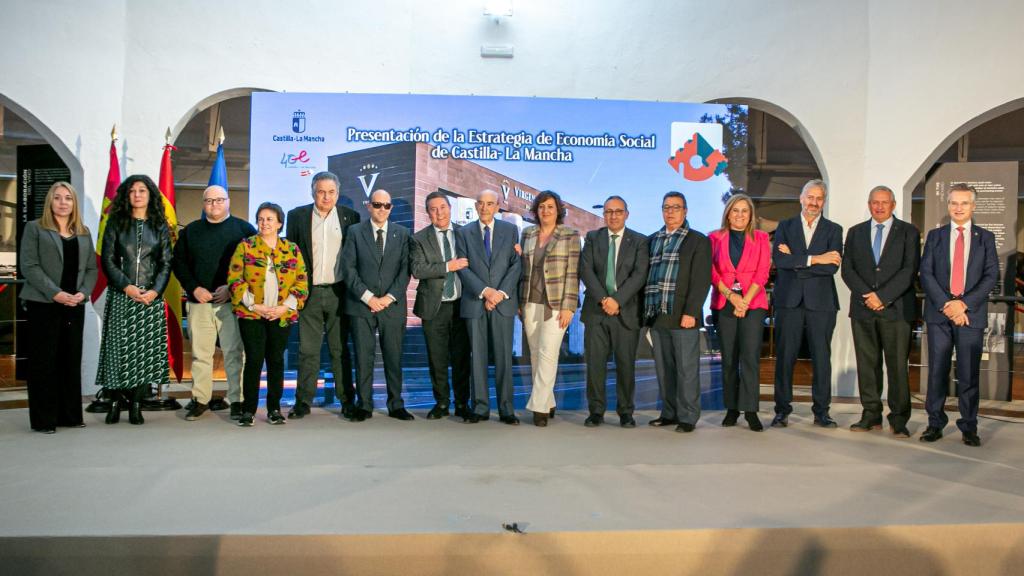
[606,234,619,295]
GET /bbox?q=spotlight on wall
[483,0,513,18]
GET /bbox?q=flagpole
[85,124,124,414]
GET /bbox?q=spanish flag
[90,132,121,304]
[158,143,184,383]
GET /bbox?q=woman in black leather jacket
[95,174,173,425]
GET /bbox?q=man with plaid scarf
[645,191,712,433]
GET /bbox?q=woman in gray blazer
[19,181,97,433]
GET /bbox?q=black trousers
[583,315,640,416]
[422,301,471,409]
[238,318,290,414]
[296,285,354,408]
[774,306,837,418]
[351,313,407,412]
[26,301,85,430]
[925,321,982,434]
[851,316,912,427]
[715,303,766,413]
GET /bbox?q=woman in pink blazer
[709,194,770,431]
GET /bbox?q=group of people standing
[19,172,997,447]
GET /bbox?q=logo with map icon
[668,122,727,182]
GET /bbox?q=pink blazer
[709,228,771,311]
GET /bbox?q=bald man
[173,185,256,420]
[455,189,523,425]
[340,189,413,422]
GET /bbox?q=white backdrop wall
[2,0,1023,392]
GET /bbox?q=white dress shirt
[310,206,342,286]
[870,216,894,258]
[802,213,820,267]
[435,226,461,301]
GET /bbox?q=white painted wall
[3,0,1024,394]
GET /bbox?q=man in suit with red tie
[919,183,998,447]
[772,179,843,428]
[840,186,920,438]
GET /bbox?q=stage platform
[2,403,1024,574]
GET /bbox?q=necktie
[951,226,965,297]
[483,225,492,260]
[375,228,384,258]
[442,230,455,299]
[606,234,619,295]
[872,223,884,264]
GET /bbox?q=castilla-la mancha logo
[667,122,727,182]
[292,110,306,134]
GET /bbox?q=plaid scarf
[644,221,689,320]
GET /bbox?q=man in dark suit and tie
[455,189,523,425]
[410,191,472,420]
[579,195,650,428]
[841,185,920,437]
[340,189,413,422]
[285,171,359,420]
[772,179,844,428]
[919,183,998,447]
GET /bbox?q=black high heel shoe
[129,400,145,425]
[105,393,121,424]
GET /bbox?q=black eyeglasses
[370,202,393,210]
[203,198,227,205]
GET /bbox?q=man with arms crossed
[841,185,920,437]
[579,195,649,428]
[772,179,843,428]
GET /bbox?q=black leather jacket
[101,217,173,295]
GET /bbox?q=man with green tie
[578,195,650,427]
[410,191,472,420]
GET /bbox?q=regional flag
[158,142,185,383]
[203,138,228,219]
[90,133,121,303]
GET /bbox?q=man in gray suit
[410,191,472,420]
[455,189,523,425]
[340,189,413,422]
[579,195,650,428]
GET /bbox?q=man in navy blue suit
[455,189,523,425]
[771,179,844,428]
[919,183,998,447]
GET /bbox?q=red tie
[951,226,965,297]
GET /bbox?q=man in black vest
[841,185,920,437]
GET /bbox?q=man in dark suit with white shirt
[410,191,472,420]
[772,179,844,428]
[919,183,998,447]
[579,195,650,428]
[841,185,920,437]
[340,189,413,422]
[455,189,523,425]
[285,171,359,420]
